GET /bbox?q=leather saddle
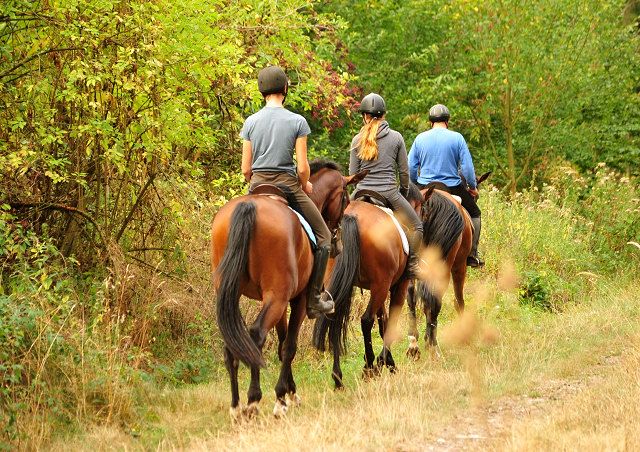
[353,189,392,209]
[250,184,289,206]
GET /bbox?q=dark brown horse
[405,189,471,358]
[211,160,366,419]
[312,184,465,389]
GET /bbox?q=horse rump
[214,201,265,369]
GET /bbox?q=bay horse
[405,172,490,358]
[405,189,471,358]
[211,159,366,419]
[312,184,465,389]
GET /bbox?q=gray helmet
[429,104,450,122]
[359,93,386,118]
[258,66,288,96]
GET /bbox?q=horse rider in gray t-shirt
[239,66,334,319]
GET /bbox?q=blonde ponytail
[354,116,383,161]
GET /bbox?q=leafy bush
[519,270,552,312]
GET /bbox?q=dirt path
[421,356,620,451]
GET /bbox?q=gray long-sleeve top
[349,121,410,196]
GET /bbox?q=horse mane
[407,183,424,204]
[309,158,342,175]
[422,191,465,258]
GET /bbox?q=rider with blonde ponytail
[349,93,423,279]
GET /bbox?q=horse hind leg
[375,306,393,374]
[420,281,443,357]
[405,281,421,360]
[274,294,306,418]
[451,264,467,315]
[245,293,288,419]
[223,345,242,422]
[362,288,388,380]
[361,309,378,380]
[377,280,408,372]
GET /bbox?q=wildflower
[620,177,630,183]
[598,162,606,167]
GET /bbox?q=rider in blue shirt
[408,104,485,268]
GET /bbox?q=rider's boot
[467,217,485,268]
[306,245,335,319]
[404,230,423,280]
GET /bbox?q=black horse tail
[214,202,265,369]
[418,191,466,318]
[312,214,360,355]
[422,191,465,259]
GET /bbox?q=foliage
[519,270,552,312]
[318,0,640,191]
[0,0,352,267]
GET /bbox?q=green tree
[0,0,351,264]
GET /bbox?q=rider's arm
[458,136,477,190]
[408,141,419,184]
[295,136,312,194]
[241,140,253,183]
[396,136,410,198]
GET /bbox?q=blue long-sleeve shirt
[408,128,477,190]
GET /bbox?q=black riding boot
[307,245,335,319]
[404,230,423,280]
[467,217,485,268]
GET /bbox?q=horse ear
[422,187,435,202]
[477,171,491,185]
[344,170,369,186]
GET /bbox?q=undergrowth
[1,162,638,449]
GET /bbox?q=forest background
[1,0,640,449]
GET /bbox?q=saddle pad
[289,207,317,247]
[374,206,409,255]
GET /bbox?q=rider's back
[410,128,470,188]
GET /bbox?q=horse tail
[422,191,465,259]
[417,279,439,322]
[417,191,465,319]
[214,201,265,369]
[312,214,360,355]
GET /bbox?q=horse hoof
[229,406,243,423]
[285,392,302,408]
[362,367,380,381]
[273,400,288,418]
[244,401,259,419]
[406,345,421,361]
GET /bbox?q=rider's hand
[303,181,313,195]
[468,187,479,198]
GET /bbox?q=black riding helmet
[429,104,450,123]
[258,66,288,97]
[359,93,386,118]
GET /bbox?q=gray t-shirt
[240,107,311,177]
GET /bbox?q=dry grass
[44,275,640,452]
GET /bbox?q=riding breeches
[249,171,332,247]
[352,187,423,234]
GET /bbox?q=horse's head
[407,183,434,216]
[309,159,368,257]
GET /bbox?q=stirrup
[306,290,335,319]
[466,256,485,268]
